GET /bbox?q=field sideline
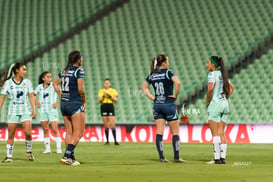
[0,142,273,182]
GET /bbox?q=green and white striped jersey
[207,70,228,102]
[1,78,33,115]
[34,83,58,113]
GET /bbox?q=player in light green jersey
[35,71,62,154]
[0,63,36,162]
[206,56,233,165]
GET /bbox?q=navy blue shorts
[61,102,84,116]
[153,103,178,122]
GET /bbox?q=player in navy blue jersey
[53,50,86,165]
[141,55,185,163]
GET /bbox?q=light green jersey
[207,70,227,102]
[34,83,58,113]
[1,78,33,115]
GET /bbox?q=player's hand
[168,95,177,100]
[52,103,58,108]
[37,102,41,108]
[83,103,86,112]
[32,110,36,119]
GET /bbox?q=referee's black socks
[112,128,117,142]
[105,128,109,143]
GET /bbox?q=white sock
[44,137,51,151]
[25,140,32,152]
[55,137,61,150]
[213,136,221,160]
[6,144,14,158]
[220,144,227,159]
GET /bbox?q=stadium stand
[0,0,272,123]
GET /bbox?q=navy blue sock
[105,128,109,142]
[64,144,75,159]
[172,135,180,160]
[112,128,117,142]
[156,134,164,159]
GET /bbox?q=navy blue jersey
[58,65,85,103]
[145,69,176,104]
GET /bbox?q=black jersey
[145,68,176,104]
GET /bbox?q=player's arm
[29,93,36,119]
[53,77,62,97]
[226,83,234,99]
[0,95,6,113]
[141,81,155,101]
[110,95,118,103]
[206,82,214,107]
[78,79,86,110]
[34,94,41,108]
[169,76,181,99]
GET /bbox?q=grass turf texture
[0,142,273,182]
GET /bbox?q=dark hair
[104,78,110,82]
[63,50,82,74]
[38,71,50,84]
[0,62,25,87]
[150,54,168,74]
[211,56,230,96]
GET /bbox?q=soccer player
[53,50,86,165]
[0,63,36,162]
[205,56,233,164]
[141,55,185,163]
[35,71,62,154]
[98,78,119,145]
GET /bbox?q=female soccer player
[35,71,62,154]
[53,50,86,165]
[141,55,185,163]
[98,78,119,145]
[206,56,233,164]
[0,63,36,162]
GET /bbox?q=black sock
[64,144,75,159]
[156,134,164,159]
[112,128,117,142]
[105,128,109,142]
[172,135,180,160]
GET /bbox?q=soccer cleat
[43,150,51,154]
[160,158,169,163]
[61,157,80,165]
[73,160,81,165]
[206,159,223,164]
[173,158,186,163]
[2,157,13,163]
[56,149,62,154]
[220,158,226,164]
[26,152,35,161]
[105,142,110,145]
[114,142,120,146]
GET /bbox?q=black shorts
[153,103,178,122]
[100,104,115,116]
[61,101,84,116]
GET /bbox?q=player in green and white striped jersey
[0,63,36,162]
[206,56,234,165]
[35,71,62,154]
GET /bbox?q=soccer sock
[64,144,75,158]
[112,128,117,142]
[105,128,109,142]
[220,144,227,159]
[6,144,14,158]
[156,134,165,159]
[172,135,180,160]
[213,136,221,160]
[44,137,51,151]
[55,137,62,150]
[25,140,32,153]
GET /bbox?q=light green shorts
[7,114,32,123]
[39,109,58,122]
[207,99,229,123]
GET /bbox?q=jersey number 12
[61,77,69,92]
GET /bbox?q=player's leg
[208,120,221,164]
[155,119,167,162]
[50,121,62,153]
[21,119,35,161]
[219,120,226,163]
[102,116,110,144]
[63,116,72,156]
[109,116,119,145]
[3,122,18,162]
[41,120,51,153]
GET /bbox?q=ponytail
[0,63,24,87]
[219,58,230,97]
[150,57,158,74]
[150,55,168,74]
[64,50,81,74]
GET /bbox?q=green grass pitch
[0,142,273,182]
